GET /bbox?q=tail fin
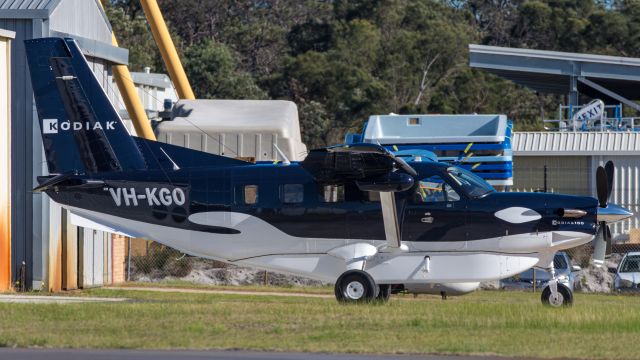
[25,37,146,174]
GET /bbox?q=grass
[0,288,639,359]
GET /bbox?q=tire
[541,283,573,307]
[376,284,391,303]
[334,270,378,303]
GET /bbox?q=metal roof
[0,0,58,9]
[0,0,109,30]
[469,44,640,100]
[0,0,60,18]
[513,132,640,155]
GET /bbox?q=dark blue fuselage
[44,146,598,244]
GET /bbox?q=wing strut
[379,192,406,250]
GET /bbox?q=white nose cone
[597,204,633,223]
[495,207,542,224]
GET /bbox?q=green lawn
[0,288,639,359]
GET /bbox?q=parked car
[613,252,640,291]
[501,252,581,291]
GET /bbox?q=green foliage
[105,6,160,72]
[107,0,639,147]
[297,100,332,149]
[183,40,267,100]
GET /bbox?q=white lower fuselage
[68,206,594,285]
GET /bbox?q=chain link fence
[124,238,323,287]
[124,239,638,293]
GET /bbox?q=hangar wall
[0,0,128,290]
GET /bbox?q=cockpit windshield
[446,166,495,198]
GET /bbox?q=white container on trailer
[157,99,308,162]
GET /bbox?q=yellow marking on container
[472,163,481,170]
[420,185,442,191]
[464,143,473,153]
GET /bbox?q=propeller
[593,161,614,267]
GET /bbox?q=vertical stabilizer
[25,37,146,174]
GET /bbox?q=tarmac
[0,349,528,360]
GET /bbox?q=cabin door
[401,174,467,250]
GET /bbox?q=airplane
[25,37,632,307]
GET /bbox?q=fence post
[127,238,132,282]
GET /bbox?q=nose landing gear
[540,260,573,307]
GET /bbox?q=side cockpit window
[244,185,258,204]
[414,176,460,203]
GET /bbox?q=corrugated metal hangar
[0,0,129,291]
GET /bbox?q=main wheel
[541,283,573,307]
[334,270,378,303]
[376,284,391,303]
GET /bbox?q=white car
[614,252,640,291]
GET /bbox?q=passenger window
[244,185,258,204]
[322,185,344,203]
[415,176,460,203]
[366,191,380,202]
[282,184,304,204]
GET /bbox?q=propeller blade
[605,225,613,256]
[605,161,614,202]
[592,224,607,268]
[596,166,608,208]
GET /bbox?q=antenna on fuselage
[160,147,180,170]
[273,144,291,166]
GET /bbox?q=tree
[183,40,267,100]
[105,5,161,72]
[106,0,638,144]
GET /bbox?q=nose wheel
[540,258,573,307]
[541,282,573,307]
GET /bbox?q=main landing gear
[540,259,573,307]
[334,270,391,303]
